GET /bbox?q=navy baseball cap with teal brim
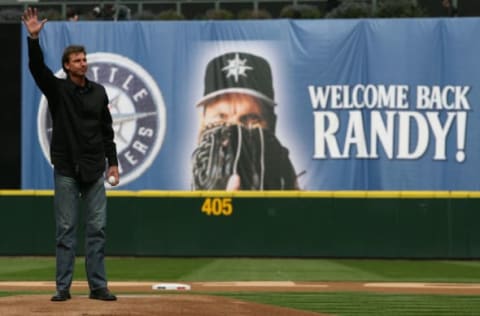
[196,52,276,107]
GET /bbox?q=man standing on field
[22,7,118,302]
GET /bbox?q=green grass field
[1,257,480,315]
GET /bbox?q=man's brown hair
[62,45,86,73]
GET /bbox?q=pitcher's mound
[0,294,326,316]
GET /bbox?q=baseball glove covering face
[192,124,298,190]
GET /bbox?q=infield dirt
[1,281,480,316]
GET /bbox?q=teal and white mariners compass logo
[37,53,166,187]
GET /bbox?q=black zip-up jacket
[28,37,118,183]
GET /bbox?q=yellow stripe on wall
[1,190,480,198]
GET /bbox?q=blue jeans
[54,171,108,292]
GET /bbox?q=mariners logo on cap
[222,53,253,83]
[37,53,166,188]
[197,52,276,107]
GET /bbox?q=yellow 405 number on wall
[201,198,233,216]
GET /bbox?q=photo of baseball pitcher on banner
[21,19,480,191]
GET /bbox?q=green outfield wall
[1,190,480,258]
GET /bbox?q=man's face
[64,52,87,77]
[202,93,268,130]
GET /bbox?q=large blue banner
[21,18,480,190]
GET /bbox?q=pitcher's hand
[22,7,47,39]
[107,166,120,186]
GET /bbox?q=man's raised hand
[22,7,47,39]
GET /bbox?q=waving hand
[22,7,47,39]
